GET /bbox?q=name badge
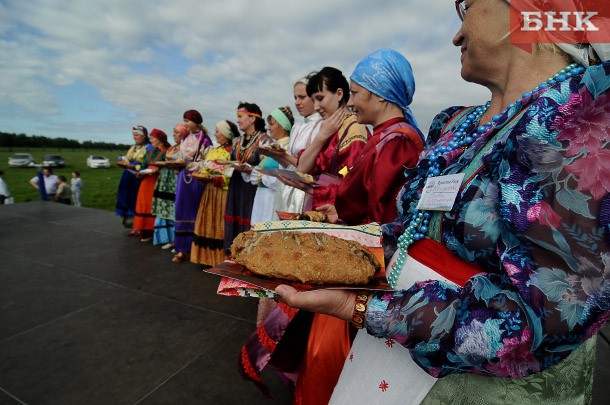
[416,173,465,211]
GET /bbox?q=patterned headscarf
[350,48,420,130]
[132,125,148,137]
[503,0,610,66]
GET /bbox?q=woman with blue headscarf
[237,50,426,405]
[276,1,610,403]
[318,48,425,225]
[294,49,425,405]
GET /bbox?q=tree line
[0,131,130,150]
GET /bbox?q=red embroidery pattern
[240,346,263,383]
[278,302,299,317]
[385,339,395,348]
[224,213,251,226]
[257,325,276,353]
[349,353,354,362]
[379,380,389,392]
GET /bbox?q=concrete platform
[0,202,290,404]
[0,202,608,404]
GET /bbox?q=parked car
[86,155,110,168]
[42,154,65,168]
[8,153,35,167]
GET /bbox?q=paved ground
[0,202,290,404]
[0,202,608,404]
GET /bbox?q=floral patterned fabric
[370,61,610,379]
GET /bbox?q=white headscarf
[504,0,610,66]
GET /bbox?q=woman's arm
[365,77,610,378]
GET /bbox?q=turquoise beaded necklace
[388,63,585,289]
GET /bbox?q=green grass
[1,147,126,211]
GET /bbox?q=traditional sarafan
[231,230,379,284]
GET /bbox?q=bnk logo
[510,0,610,51]
[521,11,598,31]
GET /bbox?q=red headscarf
[149,128,170,148]
[183,109,203,124]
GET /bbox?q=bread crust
[231,230,380,285]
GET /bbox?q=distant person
[71,171,83,207]
[151,124,188,250]
[223,102,266,256]
[29,168,58,201]
[133,128,170,243]
[0,170,10,204]
[190,120,239,267]
[54,175,71,204]
[271,72,322,217]
[171,110,213,263]
[247,106,294,224]
[115,125,153,235]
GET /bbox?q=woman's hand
[317,108,345,143]
[297,108,345,173]
[234,164,253,174]
[275,285,356,322]
[316,204,339,224]
[278,174,314,194]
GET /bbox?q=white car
[8,153,35,167]
[86,155,110,168]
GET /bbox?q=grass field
[1,148,127,212]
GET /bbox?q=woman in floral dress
[276,1,610,403]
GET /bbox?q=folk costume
[223,128,264,255]
[133,129,169,234]
[272,112,322,217]
[191,121,235,267]
[152,140,182,246]
[297,49,424,405]
[115,132,152,227]
[173,129,212,253]
[332,60,610,404]
[300,113,369,209]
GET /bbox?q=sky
[0,0,489,145]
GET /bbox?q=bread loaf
[231,230,380,285]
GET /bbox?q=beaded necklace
[235,130,262,163]
[388,63,585,289]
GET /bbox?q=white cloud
[0,0,489,144]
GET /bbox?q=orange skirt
[293,314,352,405]
[133,174,158,231]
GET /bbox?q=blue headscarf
[350,48,420,131]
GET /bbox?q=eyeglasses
[132,126,144,131]
[455,0,467,21]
